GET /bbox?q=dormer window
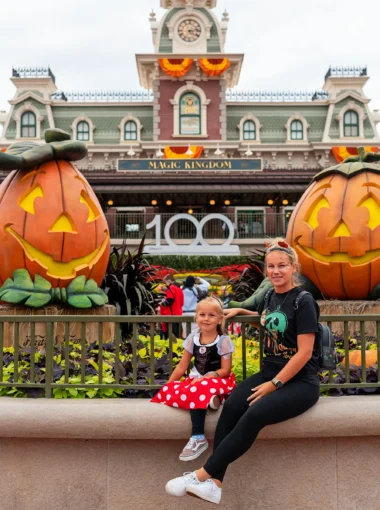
[344,110,359,137]
[243,120,256,141]
[124,121,138,141]
[21,112,36,138]
[290,120,303,140]
[77,121,90,141]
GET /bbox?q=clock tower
[136,0,243,142]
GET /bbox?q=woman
[165,239,320,505]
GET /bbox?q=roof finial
[149,9,156,22]
[222,9,229,21]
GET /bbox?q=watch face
[178,19,202,42]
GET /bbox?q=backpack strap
[293,290,310,310]
[263,289,274,310]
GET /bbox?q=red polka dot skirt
[151,373,236,410]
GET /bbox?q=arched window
[180,92,201,135]
[77,121,90,141]
[21,112,36,138]
[243,120,256,140]
[124,121,138,141]
[290,120,303,140]
[344,110,359,137]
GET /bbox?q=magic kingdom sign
[117,158,263,172]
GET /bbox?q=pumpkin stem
[357,147,366,161]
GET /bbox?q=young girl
[151,296,236,462]
[165,239,320,504]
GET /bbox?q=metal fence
[106,212,292,240]
[0,314,379,398]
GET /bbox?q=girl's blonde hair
[264,238,302,286]
[195,296,227,336]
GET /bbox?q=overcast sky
[1,0,379,116]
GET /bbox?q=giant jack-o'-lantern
[0,129,110,307]
[286,148,380,300]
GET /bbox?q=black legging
[203,372,320,482]
[190,409,207,436]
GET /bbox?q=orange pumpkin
[0,159,110,288]
[286,149,380,299]
[344,350,378,367]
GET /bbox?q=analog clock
[178,19,202,43]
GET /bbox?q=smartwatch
[271,377,284,390]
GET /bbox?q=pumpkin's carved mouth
[295,237,380,266]
[5,226,109,279]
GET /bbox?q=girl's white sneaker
[165,471,200,497]
[186,479,222,504]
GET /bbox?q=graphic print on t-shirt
[261,306,296,359]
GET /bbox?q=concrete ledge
[0,396,378,440]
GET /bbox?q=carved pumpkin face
[0,160,110,288]
[287,161,380,299]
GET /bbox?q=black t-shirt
[257,287,320,386]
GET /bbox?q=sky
[0,0,380,116]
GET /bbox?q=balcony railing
[105,212,292,241]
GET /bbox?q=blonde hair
[264,238,302,286]
[195,296,227,335]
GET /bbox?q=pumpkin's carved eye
[18,185,44,214]
[305,196,330,229]
[80,191,100,223]
[359,194,380,230]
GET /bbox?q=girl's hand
[223,308,242,319]
[247,381,276,406]
[191,377,204,385]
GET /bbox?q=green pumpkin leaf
[89,293,107,307]
[13,269,34,290]
[67,275,87,293]
[84,279,98,293]
[0,289,31,303]
[67,295,92,308]
[34,274,52,291]
[24,294,52,308]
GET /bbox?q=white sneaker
[179,437,209,461]
[165,471,200,497]
[186,479,222,505]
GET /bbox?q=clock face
[178,19,202,42]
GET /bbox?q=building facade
[1,0,379,255]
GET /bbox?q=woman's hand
[223,308,243,319]
[190,377,204,385]
[247,381,276,406]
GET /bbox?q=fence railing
[105,212,292,240]
[0,314,379,398]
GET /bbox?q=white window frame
[14,103,44,139]
[170,81,210,138]
[71,116,95,143]
[285,113,309,143]
[337,101,365,139]
[238,114,262,143]
[119,115,143,144]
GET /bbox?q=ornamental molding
[285,113,310,143]
[170,81,210,137]
[336,101,366,139]
[71,116,96,143]
[13,102,44,140]
[331,90,369,105]
[238,114,262,143]
[118,115,144,144]
[9,91,50,106]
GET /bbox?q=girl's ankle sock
[192,434,205,440]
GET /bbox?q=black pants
[160,322,180,340]
[203,371,319,482]
[190,409,206,436]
